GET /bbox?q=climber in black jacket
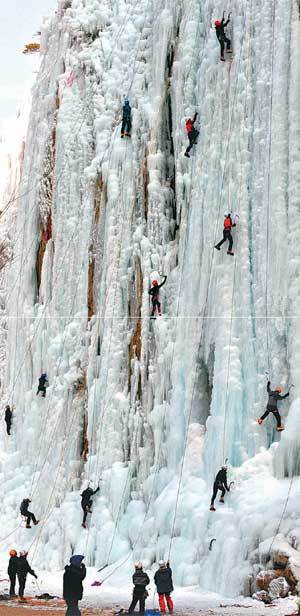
[17,551,37,599]
[20,498,39,528]
[81,485,100,528]
[36,372,48,397]
[149,275,167,317]
[214,13,232,61]
[257,381,289,431]
[8,550,18,596]
[210,466,230,511]
[63,555,86,615]
[128,562,150,615]
[154,560,174,614]
[4,405,12,435]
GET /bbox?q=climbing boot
[227,49,233,53]
[34,520,40,526]
[121,133,124,138]
[26,524,31,529]
[210,505,216,512]
[215,245,221,251]
[219,496,225,504]
[257,418,263,425]
[277,425,284,432]
[184,151,190,158]
[82,523,87,529]
[220,57,225,62]
[227,250,234,256]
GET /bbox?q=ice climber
[121,98,132,138]
[215,213,236,255]
[4,404,12,435]
[148,275,167,318]
[214,13,232,61]
[36,372,48,397]
[17,551,38,600]
[184,111,199,158]
[20,498,39,528]
[8,549,18,597]
[80,484,100,528]
[63,554,86,616]
[257,381,289,431]
[154,560,174,614]
[210,465,230,511]
[128,561,150,615]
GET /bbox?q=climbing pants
[218,35,231,58]
[121,117,131,136]
[151,298,161,316]
[81,499,92,526]
[25,511,37,526]
[18,574,27,598]
[65,598,81,615]
[36,386,46,397]
[260,407,282,428]
[158,592,174,613]
[9,573,16,596]
[186,127,199,154]
[215,229,233,252]
[5,419,11,435]
[128,595,146,614]
[210,481,226,506]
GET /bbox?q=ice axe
[97,563,109,573]
[208,538,216,551]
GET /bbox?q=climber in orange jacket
[184,112,199,158]
[215,213,237,256]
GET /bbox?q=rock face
[253,540,300,602]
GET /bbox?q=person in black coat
[8,549,18,596]
[121,99,132,138]
[258,381,289,431]
[36,373,48,397]
[17,551,37,599]
[210,466,230,511]
[154,561,174,614]
[4,405,12,435]
[80,485,100,528]
[148,275,167,317]
[214,13,232,61]
[128,562,150,615]
[63,555,86,615]
[20,498,39,528]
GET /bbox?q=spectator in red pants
[154,560,174,614]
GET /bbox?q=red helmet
[215,20,221,26]
[152,280,158,286]
[9,549,17,557]
[275,386,282,393]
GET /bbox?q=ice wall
[1,0,300,597]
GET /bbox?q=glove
[34,574,38,579]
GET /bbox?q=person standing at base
[17,551,37,600]
[8,549,18,597]
[63,555,86,616]
[128,561,150,615]
[154,560,174,614]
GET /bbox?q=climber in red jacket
[149,276,167,317]
[184,112,199,158]
[215,213,237,255]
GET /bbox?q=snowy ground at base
[0,566,296,615]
